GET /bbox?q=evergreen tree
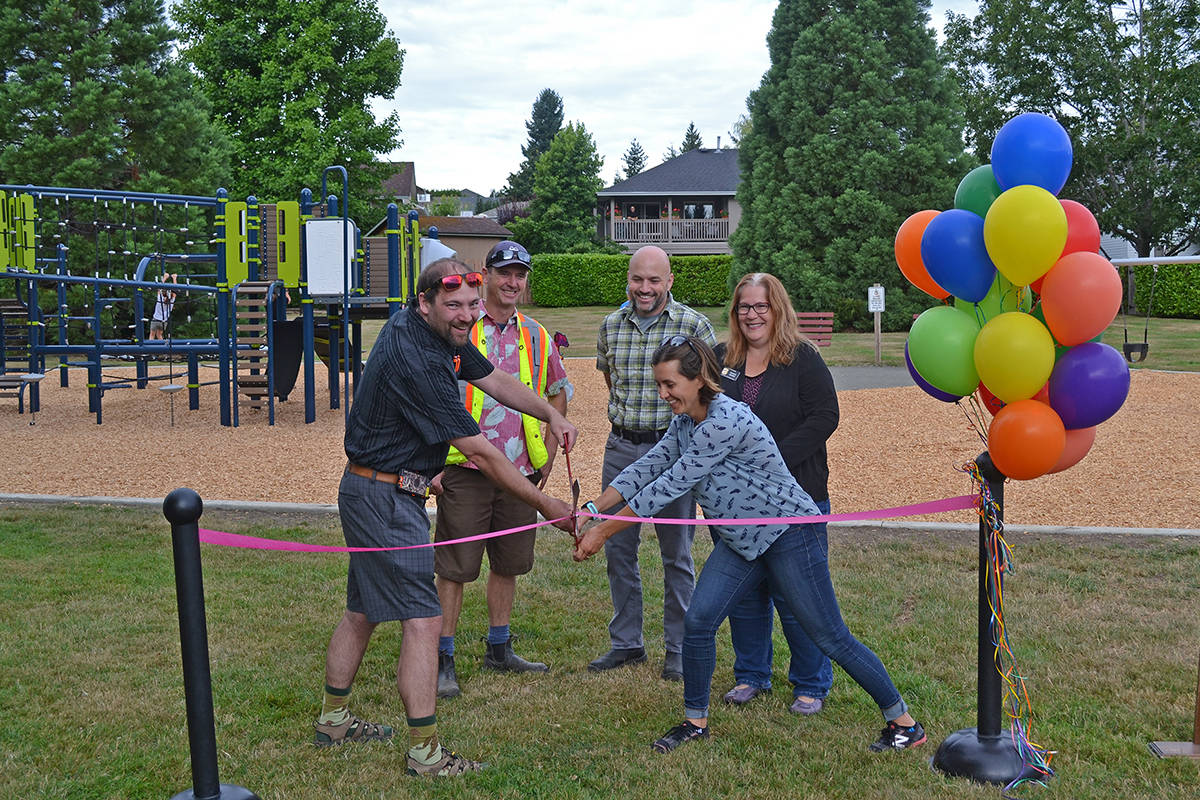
[507,122,603,252]
[681,121,704,151]
[944,0,1200,257]
[173,0,403,222]
[731,0,967,329]
[622,139,648,179]
[0,0,230,194]
[663,144,680,161]
[728,114,752,146]
[505,89,565,200]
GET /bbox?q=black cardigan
[714,342,839,502]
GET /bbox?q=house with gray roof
[597,147,741,255]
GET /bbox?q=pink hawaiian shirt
[462,308,572,476]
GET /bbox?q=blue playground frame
[0,173,422,427]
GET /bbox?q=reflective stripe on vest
[445,311,552,468]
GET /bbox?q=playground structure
[0,168,444,426]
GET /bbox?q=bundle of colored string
[961,460,1056,797]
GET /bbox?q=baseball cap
[485,240,532,270]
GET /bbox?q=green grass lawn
[3,504,1198,799]
[357,309,1197,372]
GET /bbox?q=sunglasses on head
[664,334,701,356]
[487,248,531,267]
[438,272,484,290]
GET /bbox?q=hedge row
[530,253,732,307]
[1121,262,1200,318]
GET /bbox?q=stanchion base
[170,784,260,800]
[1149,741,1200,759]
[932,727,1024,785]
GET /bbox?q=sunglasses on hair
[439,272,484,290]
[487,248,531,266]
[664,334,701,356]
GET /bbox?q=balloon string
[958,395,989,447]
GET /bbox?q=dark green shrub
[530,253,732,307]
[1122,262,1200,319]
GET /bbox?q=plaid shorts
[338,470,440,623]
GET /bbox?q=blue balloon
[919,209,996,303]
[1047,342,1130,429]
[991,113,1074,194]
[905,342,962,402]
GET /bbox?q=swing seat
[1123,342,1149,363]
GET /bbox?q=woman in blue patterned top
[574,336,925,755]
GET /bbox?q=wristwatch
[583,501,599,517]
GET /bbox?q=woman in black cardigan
[714,272,840,715]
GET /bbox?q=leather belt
[345,462,431,498]
[612,425,667,445]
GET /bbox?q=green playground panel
[224,200,249,285]
[0,191,9,270]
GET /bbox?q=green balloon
[954,165,1003,218]
[955,273,1033,324]
[908,305,982,396]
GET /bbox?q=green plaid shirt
[595,296,717,431]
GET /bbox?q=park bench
[796,311,834,347]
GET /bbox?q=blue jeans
[726,499,833,698]
[682,523,908,721]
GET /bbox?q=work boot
[483,638,549,673]
[437,652,461,698]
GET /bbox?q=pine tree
[681,121,704,152]
[505,89,565,200]
[663,144,680,161]
[622,139,648,179]
[173,0,403,220]
[731,0,967,329]
[0,0,230,193]
[507,122,603,252]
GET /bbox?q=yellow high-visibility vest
[446,312,552,469]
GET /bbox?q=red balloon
[988,400,1066,480]
[1030,200,1100,294]
[1060,199,1101,257]
[895,210,950,300]
[977,383,1004,415]
[1040,251,1123,346]
[1049,425,1097,474]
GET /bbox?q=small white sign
[868,284,886,313]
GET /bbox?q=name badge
[720,367,741,380]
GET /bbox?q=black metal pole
[932,452,1024,785]
[164,488,259,800]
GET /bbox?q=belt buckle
[396,471,430,498]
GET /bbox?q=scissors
[564,443,581,547]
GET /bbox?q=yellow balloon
[983,185,1068,286]
[973,312,1056,403]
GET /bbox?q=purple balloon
[1047,342,1130,429]
[905,342,962,403]
[919,209,996,303]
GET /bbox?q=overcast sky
[374,1,978,194]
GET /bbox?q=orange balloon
[1049,425,1097,474]
[1040,251,1122,346]
[895,210,950,299]
[987,400,1066,480]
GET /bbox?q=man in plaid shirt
[591,245,717,680]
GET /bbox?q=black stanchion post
[931,452,1024,785]
[164,488,260,800]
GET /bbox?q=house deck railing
[611,218,730,243]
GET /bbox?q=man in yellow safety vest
[433,240,572,698]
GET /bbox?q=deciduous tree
[507,122,603,253]
[173,0,403,222]
[731,0,967,329]
[943,0,1200,257]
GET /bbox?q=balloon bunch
[896,112,1129,481]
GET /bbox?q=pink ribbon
[197,494,977,554]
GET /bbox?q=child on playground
[150,272,177,340]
